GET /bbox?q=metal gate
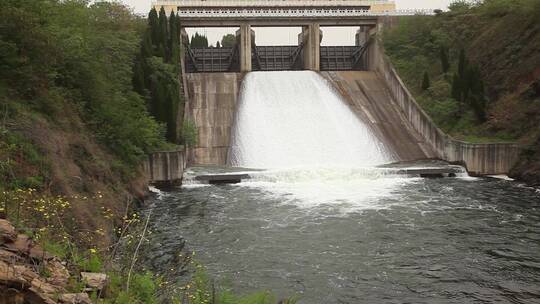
[185,47,239,72]
[320,46,366,71]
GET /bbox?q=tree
[158,7,169,58]
[451,73,461,100]
[216,41,221,48]
[422,71,431,91]
[221,34,236,47]
[168,12,180,64]
[440,47,450,73]
[148,8,159,49]
[190,32,208,48]
[458,49,467,78]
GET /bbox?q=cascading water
[228,71,395,168]
[226,71,406,208]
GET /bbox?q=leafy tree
[221,34,236,47]
[422,72,431,90]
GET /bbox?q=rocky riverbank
[0,219,107,304]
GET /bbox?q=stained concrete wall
[366,36,520,175]
[322,71,438,161]
[144,149,187,184]
[185,73,242,165]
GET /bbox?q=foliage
[133,7,185,143]
[182,119,199,148]
[190,32,209,48]
[383,0,540,141]
[177,264,299,304]
[0,0,167,169]
[221,34,237,48]
[421,72,431,91]
[0,126,47,191]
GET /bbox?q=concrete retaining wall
[144,149,187,184]
[185,73,242,165]
[368,35,520,175]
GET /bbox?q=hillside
[383,0,540,184]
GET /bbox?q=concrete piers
[298,23,322,71]
[237,24,252,72]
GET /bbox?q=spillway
[228,71,395,168]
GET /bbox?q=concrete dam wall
[185,73,242,165]
[365,37,520,175]
[183,39,520,175]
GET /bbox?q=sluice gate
[320,45,367,71]
[185,44,367,72]
[185,47,239,73]
[252,46,303,71]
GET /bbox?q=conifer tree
[168,12,180,64]
[440,47,450,73]
[422,71,431,91]
[148,8,159,49]
[458,49,467,78]
[451,72,461,101]
[140,29,153,58]
[158,7,169,58]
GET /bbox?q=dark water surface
[143,173,540,304]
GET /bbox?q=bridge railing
[155,0,395,7]
[176,8,435,18]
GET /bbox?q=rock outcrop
[0,219,107,304]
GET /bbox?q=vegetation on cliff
[383,0,539,144]
[383,0,540,183]
[133,7,184,143]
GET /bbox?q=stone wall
[144,149,187,184]
[184,73,242,165]
[367,36,521,175]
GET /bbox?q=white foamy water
[226,71,407,208]
[228,71,395,169]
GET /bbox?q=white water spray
[228,71,395,169]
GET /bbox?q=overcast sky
[118,0,453,45]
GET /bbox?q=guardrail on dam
[367,35,520,175]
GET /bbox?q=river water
[143,71,540,303]
[146,173,540,303]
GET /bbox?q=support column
[355,26,369,47]
[299,23,321,71]
[237,23,252,72]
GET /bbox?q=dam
[141,2,539,303]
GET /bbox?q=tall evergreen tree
[168,11,180,63]
[458,49,467,78]
[148,8,159,49]
[451,72,461,101]
[158,7,169,58]
[440,47,450,73]
[422,71,431,91]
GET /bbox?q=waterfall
[228,71,395,169]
